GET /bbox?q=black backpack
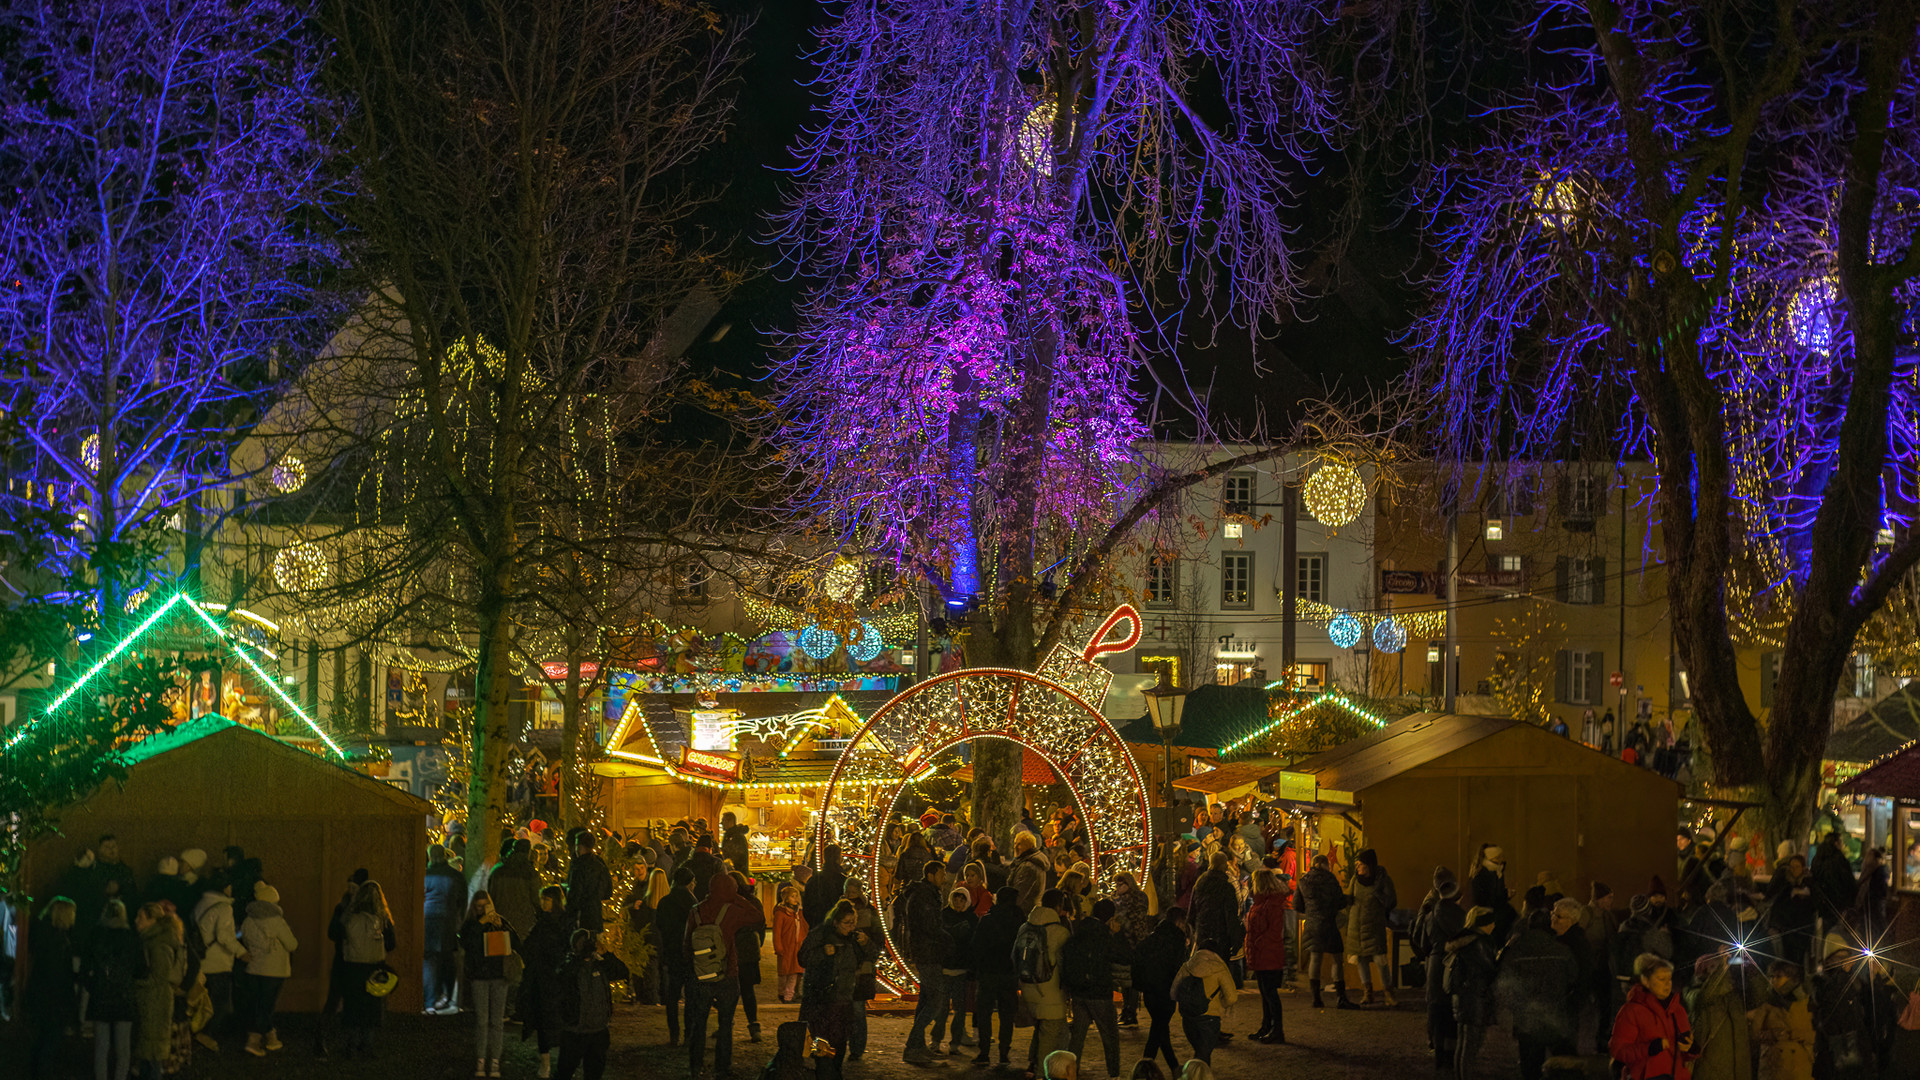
[1012,921,1053,985]
[1175,970,1215,1018]
[1058,925,1108,996]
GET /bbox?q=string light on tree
[1328,612,1363,649]
[797,624,841,660]
[1017,99,1057,175]
[1372,617,1406,654]
[272,542,330,591]
[1302,461,1366,527]
[80,434,100,472]
[821,559,861,603]
[1530,176,1582,233]
[271,456,307,493]
[1787,275,1839,353]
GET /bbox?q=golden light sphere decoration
[1303,461,1367,527]
[81,434,100,472]
[272,456,308,493]
[273,542,331,591]
[1530,177,1582,232]
[1018,99,1057,176]
[821,559,862,603]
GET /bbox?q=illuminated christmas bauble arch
[811,605,1153,993]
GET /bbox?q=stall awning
[1840,739,1920,799]
[1172,763,1279,799]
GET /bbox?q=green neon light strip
[5,592,344,760]
[1223,692,1390,756]
[182,600,346,759]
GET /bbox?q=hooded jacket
[1443,929,1500,1026]
[1495,916,1576,1039]
[798,919,871,1010]
[568,849,614,932]
[240,898,298,978]
[939,903,977,974]
[488,850,542,935]
[134,921,183,1061]
[1131,918,1188,1003]
[193,891,245,975]
[1173,948,1234,1019]
[802,850,847,930]
[1010,849,1051,911]
[1610,982,1695,1080]
[1346,862,1396,957]
[1298,864,1349,953]
[684,871,762,980]
[1244,891,1290,972]
[1016,905,1070,1019]
[1189,868,1242,953]
[423,859,467,951]
[655,885,697,975]
[1686,965,1752,1080]
[773,902,809,977]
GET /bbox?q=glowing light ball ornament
[1788,275,1839,353]
[1530,178,1581,233]
[1303,462,1367,527]
[846,621,885,662]
[1328,612,1364,649]
[797,624,841,660]
[273,542,330,591]
[272,456,307,494]
[1017,99,1057,175]
[821,560,861,603]
[1372,618,1407,654]
[81,434,101,472]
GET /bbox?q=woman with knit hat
[1414,867,1466,1067]
[1468,844,1518,942]
[238,883,297,1056]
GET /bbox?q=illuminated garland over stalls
[810,605,1153,994]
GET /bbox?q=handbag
[366,965,400,998]
[484,930,512,957]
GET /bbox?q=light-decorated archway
[812,605,1152,992]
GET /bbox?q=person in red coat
[1610,953,1696,1080]
[1243,868,1291,1044]
[773,885,809,1002]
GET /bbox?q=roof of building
[1839,739,1920,798]
[1827,685,1920,763]
[1172,763,1280,796]
[1112,684,1277,750]
[119,715,430,811]
[1292,712,1520,792]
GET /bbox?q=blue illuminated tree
[1409,0,1920,837]
[771,0,1381,838]
[0,0,341,619]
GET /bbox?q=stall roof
[1171,763,1279,796]
[1828,686,1920,763]
[1292,712,1521,793]
[1839,739,1920,799]
[1111,684,1276,751]
[954,749,1057,785]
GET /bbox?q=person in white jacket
[193,882,247,1050]
[1172,939,1235,1064]
[1018,890,1073,1075]
[239,883,297,1057]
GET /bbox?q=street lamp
[1142,682,1190,807]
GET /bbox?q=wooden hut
[23,717,433,1012]
[1290,712,1682,906]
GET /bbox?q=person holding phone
[1611,954,1696,1080]
[460,891,522,1077]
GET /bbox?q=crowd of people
[20,836,335,1079]
[17,808,1920,1080]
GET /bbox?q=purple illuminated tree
[0,0,340,616]
[1410,0,1920,838]
[773,1,1357,837]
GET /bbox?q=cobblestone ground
[4,984,1532,1080]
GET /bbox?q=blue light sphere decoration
[797,624,841,660]
[1372,618,1407,654]
[846,621,885,662]
[1788,276,1838,353]
[1328,612,1364,649]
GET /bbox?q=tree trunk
[466,585,516,869]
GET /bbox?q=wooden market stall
[19,717,434,1013]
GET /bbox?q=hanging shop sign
[681,747,743,782]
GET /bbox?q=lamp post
[1142,681,1190,806]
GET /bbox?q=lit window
[1223,522,1244,539]
[1485,520,1504,541]
[1497,555,1523,572]
[1221,553,1252,608]
[1852,652,1874,698]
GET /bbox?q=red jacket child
[772,896,808,977]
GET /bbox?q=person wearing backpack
[971,886,1025,1069]
[1442,906,1501,1077]
[192,879,245,1051]
[338,881,397,1060]
[1131,908,1189,1076]
[462,891,524,1077]
[683,870,760,1080]
[1016,888,1074,1075]
[897,859,956,1063]
[554,928,629,1080]
[1413,866,1466,1068]
[932,886,979,1056]
[1171,935,1233,1063]
[238,883,296,1057]
[1064,898,1132,1079]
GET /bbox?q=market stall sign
[539,661,602,680]
[681,747,742,781]
[1274,770,1317,802]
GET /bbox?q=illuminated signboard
[681,747,742,781]
[690,709,737,752]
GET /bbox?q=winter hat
[1629,894,1651,917]
[255,884,281,904]
[350,868,370,886]
[180,849,208,874]
[1649,875,1668,899]
[74,849,95,869]
[1357,848,1379,869]
[1466,906,1497,929]
[1591,882,1613,901]
[1536,870,1564,896]
[1092,898,1116,921]
[1777,840,1796,862]
[1727,835,1748,853]
[1695,826,1716,845]
[156,855,180,877]
[1480,844,1504,870]
[1523,885,1549,912]
[1433,866,1460,900]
